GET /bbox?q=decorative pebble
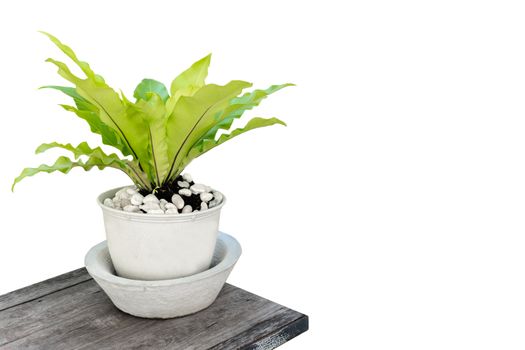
[126,188,138,195]
[171,194,185,209]
[123,205,140,213]
[102,175,225,214]
[143,194,160,204]
[130,193,144,205]
[178,188,192,197]
[112,198,122,209]
[116,190,130,200]
[213,191,223,203]
[200,192,213,202]
[190,183,207,194]
[146,209,164,214]
[177,181,190,188]
[140,202,161,211]
[208,191,223,208]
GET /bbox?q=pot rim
[97,186,226,222]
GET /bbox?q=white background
[1,0,525,348]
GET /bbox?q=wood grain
[0,268,307,349]
[0,268,91,311]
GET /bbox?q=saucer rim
[84,232,241,288]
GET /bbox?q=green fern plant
[12,33,291,192]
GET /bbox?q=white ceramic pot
[97,187,225,281]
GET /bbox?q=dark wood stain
[0,268,308,349]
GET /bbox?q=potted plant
[12,32,291,281]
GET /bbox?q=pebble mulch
[103,173,223,214]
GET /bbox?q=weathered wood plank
[0,269,308,349]
[0,268,91,311]
[209,311,309,350]
[0,279,103,345]
[242,315,309,350]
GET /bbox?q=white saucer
[84,232,242,319]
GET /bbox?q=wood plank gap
[0,278,93,313]
[0,268,92,310]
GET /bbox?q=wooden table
[0,268,308,349]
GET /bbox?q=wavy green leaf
[166,54,211,115]
[134,79,169,102]
[60,105,133,156]
[41,85,95,111]
[126,94,169,186]
[40,32,100,81]
[13,141,150,191]
[12,154,124,191]
[165,80,252,181]
[194,83,293,150]
[180,117,286,170]
[41,86,133,156]
[170,54,210,96]
[43,35,154,183]
[35,141,125,164]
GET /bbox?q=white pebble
[123,205,140,213]
[115,187,127,195]
[178,188,192,197]
[213,191,223,203]
[182,173,193,182]
[200,192,213,202]
[182,205,193,213]
[146,209,165,214]
[165,203,177,210]
[116,188,126,195]
[165,208,179,214]
[159,199,168,210]
[104,198,115,208]
[140,202,161,211]
[126,188,138,195]
[208,199,219,208]
[112,198,122,209]
[120,198,132,208]
[143,194,160,204]
[116,189,130,200]
[130,193,144,205]
[201,202,208,211]
[190,183,207,194]
[177,181,190,188]
[171,194,185,209]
